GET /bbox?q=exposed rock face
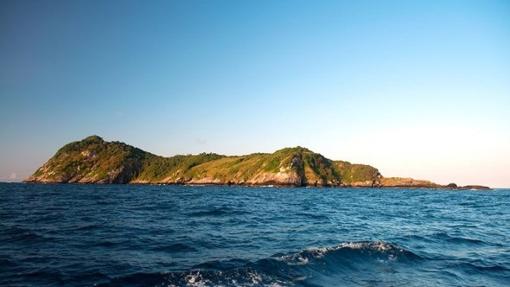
[380,177,442,188]
[460,185,491,190]
[446,183,458,189]
[455,185,491,190]
[26,135,489,189]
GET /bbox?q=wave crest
[101,241,419,287]
[278,241,420,266]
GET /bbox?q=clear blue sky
[1,0,509,187]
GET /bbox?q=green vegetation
[174,147,346,186]
[334,161,381,185]
[31,135,149,183]
[136,153,225,182]
[26,135,405,187]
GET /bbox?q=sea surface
[1,183,509,287]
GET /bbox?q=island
[25,135,490,189]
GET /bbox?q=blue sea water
[1,183,509,287]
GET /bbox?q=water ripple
[0,183,509,286]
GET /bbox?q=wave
[1,226,50,243]
[151,243,198,253]
[100,241,421,287]
[276,241,422,265]
[452,261,510,272]
[398,232,492,247]
[188,207,246,217]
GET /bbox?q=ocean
[1,183,509,286]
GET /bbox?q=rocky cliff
[26,136,489,189]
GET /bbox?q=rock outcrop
[379,177,442,188]
[25,135,490,189]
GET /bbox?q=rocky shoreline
[24,180,491,190]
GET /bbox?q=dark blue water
[1,183,509,286]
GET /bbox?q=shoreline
[21,181,492,190]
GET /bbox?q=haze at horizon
[1,0,509,187]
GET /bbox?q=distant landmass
[26,136,489,189]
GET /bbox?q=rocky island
[26,136,490,189]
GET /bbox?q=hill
[25,136,488,189]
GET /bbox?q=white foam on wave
[166,269,288,287]
[279,241,403,265]
[339,241,397,252]
[179,271,211,287]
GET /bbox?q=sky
[1,0,509,187]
